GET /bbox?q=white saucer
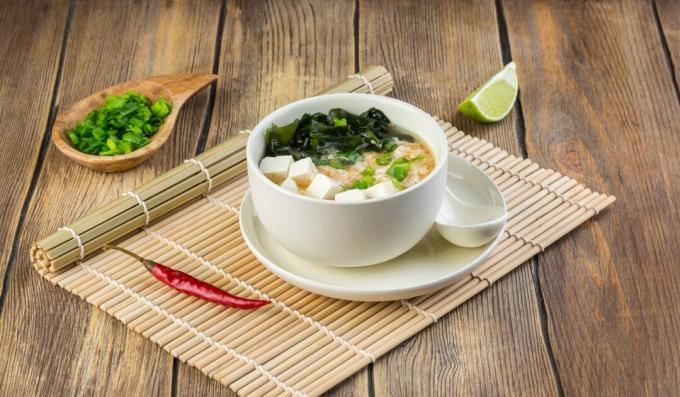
[239,192,504,301]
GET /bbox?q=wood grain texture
[360,0,520,153]
[0,0,222,394]
[656,0,680,81]
[360,0,559,395]
[173,1,363,395]
[175,365,369,397]
[0,0,70,295]
[202,0,357,148]
[374,270,556,396]
[503,0,680,394]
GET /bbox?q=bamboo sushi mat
[38,118,615,397]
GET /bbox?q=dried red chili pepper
[103,244,270,310]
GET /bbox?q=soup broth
[317,140,434,189]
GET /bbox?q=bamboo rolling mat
[37,119,615,396]
[32,66,394,274]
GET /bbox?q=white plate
[239,192,504,301]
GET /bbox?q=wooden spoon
[52,74,217,172]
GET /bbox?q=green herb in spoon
[66,91,172,156]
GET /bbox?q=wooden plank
[0,0,222,394]
[201,0,357,147]
[174,1,362,395]
[0,0,70,294]
[656,0,680,81]
[360,0,521,153]
[175,366,368,397]
[360,0,560,395]
[503,0,680,394]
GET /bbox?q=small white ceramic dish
[247,93,448,268]
[240,192,504,301]
[435,154,507,247]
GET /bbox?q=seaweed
[264,107,409,167]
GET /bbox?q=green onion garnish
[376,153,393,166]
[385,156,424,182]
[362,166,375,176]
[66,91,172,156]
[383,139,397,152]
[352,174,376,190]
[387,164,408,181]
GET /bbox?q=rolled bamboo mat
[33,115,614,395]
[31,65,392,274]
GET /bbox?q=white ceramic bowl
[247,93,448,267]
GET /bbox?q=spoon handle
[147,74,217,105]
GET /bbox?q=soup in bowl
[247,93,448,267]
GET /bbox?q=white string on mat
[400,300,438,323]
[206,195,240,214]
[184,158,214,192]
[504,229,545,252]
[144,228,377,363]
[122,191,151,225]
[348,74,374,94]
[471,273,493,287]
[77,261,304,397]
[58,226,84,259]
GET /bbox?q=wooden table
[1,0,679,395]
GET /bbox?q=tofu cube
[305,174,342,200]
[279,177,299,193]
[260,155,293,183]
[365,181,398,199]
[288,157,317,186]
[335,189,367,202]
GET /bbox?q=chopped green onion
[337,151,362,164]
[383,139,397,152]
[385,156,423,183]
[67,131,79,145]
[389,177,404,190]
[150,98,172,117]
[362,166,375,176]
[106,138,117,151]
[333,117,347,127]
[387,164,408,181]
[351,174,375,190]
[65,91,172,156]
[122,132,141,144]
[118,140,132,154]
[352,180,368,189]
[376,153,393,166]
[329,158,345,169]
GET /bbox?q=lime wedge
[457,62,518,123]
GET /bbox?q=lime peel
[458,62,518,123]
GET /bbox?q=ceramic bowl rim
[246,93,448,206]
